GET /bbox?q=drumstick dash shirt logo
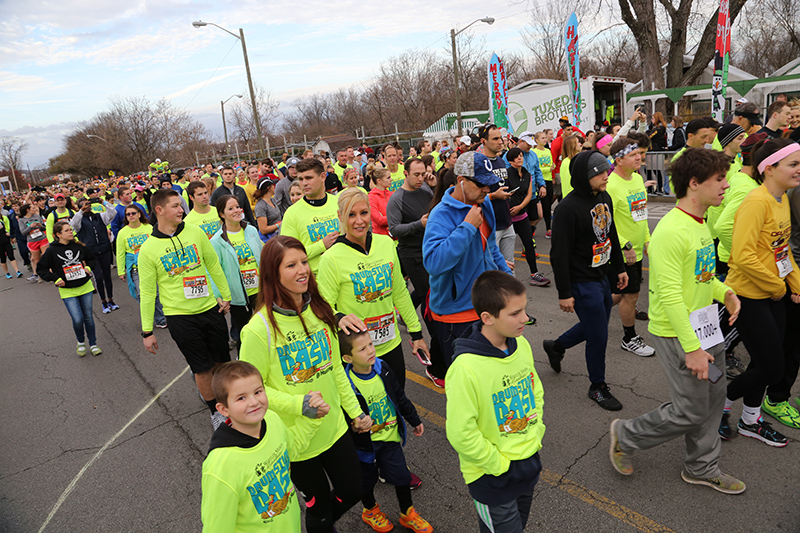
[277,327,334,384]
[351,260,394,302]
[248,448,294,523]
[493,369,539,435]
[159,244,201,276]
[694,239,716,283]
[306,215,339,243]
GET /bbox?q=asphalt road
[2,202,799,532]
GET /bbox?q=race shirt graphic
[277,326,334,384]
[354,374,399,438]
[184,210,221,240]
[126,233,149,254]
[198,220,221,240]
[492,368,539,435]
[306,215,339,243]
[158,243,202,276]
[248,448,295,523]
[694,239,716,283]
[350,260,393,302]
[388,168,405,191]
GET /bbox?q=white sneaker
[211,411,228,431]
[621,335,655,357]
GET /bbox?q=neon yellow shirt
[716,171,759,263]
[280,195,339,274]
[606,171,651,260]
[560,157,573,197]
[533,148,553,182]
[388,166,405,192]
[115,223,152,274]
[227,229,260,297]
[184,208,221,240]
[350,372,400,443]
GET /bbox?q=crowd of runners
[3,97,800,532]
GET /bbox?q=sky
[0,0,555,168]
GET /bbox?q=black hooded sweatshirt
[550,151,625,299]
[37,240,96,288]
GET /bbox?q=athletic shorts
[609,259,642,295]
[526,196,540,219]
[27,239,47,252]
[0,241,15,263]
[166,306,230,373]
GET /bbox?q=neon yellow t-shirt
[533,148,553,182]
[388,166,405,192]
[227,229,260,297]
[184,208,221,240]
[560,157,573,197]
[606,171,651,261]
[350,371,400,443]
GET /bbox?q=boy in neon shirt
[341,330,432,533]
[446,271,545,532]
[184,182,221,239]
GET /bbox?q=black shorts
[166,306,230,373]
[609,260,643,295]
[0,241,15,263]
[526,196,540,218]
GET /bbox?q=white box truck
[506,76,627,134]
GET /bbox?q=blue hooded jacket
[423,187,512,315]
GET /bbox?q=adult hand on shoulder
[322,231,340,249]
[724,290,741,325]
[686,348,713,380]
[559,297,575,313]
[464,205,483,228]
[143,335,158,354]
[339,313,367,334]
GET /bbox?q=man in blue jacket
[422,151,513,387]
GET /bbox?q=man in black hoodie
[543,151,628,411]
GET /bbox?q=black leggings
[767,295,800,403]
[512,217,538,274]
[542,180,553,231]
[93,250,114,301]
[291,431,362,533]
[726,296,786,408]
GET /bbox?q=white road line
[38,365,191,533]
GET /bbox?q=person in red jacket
[369,168,394,237]
[551,123,575,177]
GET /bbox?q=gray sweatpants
[495,225,516,264]
[616,336,726,479]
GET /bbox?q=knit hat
[717,124,745,148]
[740,131,767,158]
[569,150,611,195]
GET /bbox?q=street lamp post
[86,134,107,142]
[221,94,244,155]
[193,20,265,158]
[450,17,495,136]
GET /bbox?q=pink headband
[758,144,800,174]
[596,134,613,149]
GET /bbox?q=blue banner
[564,12,581,126]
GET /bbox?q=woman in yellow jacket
[721,138,800,446]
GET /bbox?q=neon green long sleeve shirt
[279,195,339,274]
[715,171,759,263]
[647,208,732,352]
[606,171,651,260]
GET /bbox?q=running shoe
[761,398,800,429]
[107,300,120,311]
[530,272,551,287]
[542,340,564,373]
[155,322,168,329]
[725,353,745,379]
[609,419,633,475]
[16,271,22,278]
[620,336,655,357]
[90,345,102,356]
[102,302,111,314]
[27,275,38,282]
[680,471,745,495]
[76,343,87,357]
[634,306,649,321]
[588,384,622,411]
[211,411,228,431]
[718,412,736,440]
[5,273,10,279]
[425,368,444,389]
[398,506,433,533]
[737,418,788,447]
[362,504,393,532]
[545,230,552,239]
[410,471,422,490]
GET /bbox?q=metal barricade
[643,151,677,196]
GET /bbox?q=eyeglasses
[126,212,139,217]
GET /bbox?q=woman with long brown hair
[239,235,370,533]
[647,112,668,151]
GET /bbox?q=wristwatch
[141,331,154,338]
[623,241,633,251]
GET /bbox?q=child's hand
[412,423,424,437]
[306,391,330,419]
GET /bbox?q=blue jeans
[131,268,166,326]
[557,278,613,385]
[63,291,97,345]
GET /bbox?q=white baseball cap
[459,135,472,145]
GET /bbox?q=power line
[182,40,239,109]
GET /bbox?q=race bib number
[64,264,86,281]
[29,229,43,239]
[183,275,209,299]
[631,198,648,222]
[775,244,793,278]
[365,313,396,346]
[591,239,611,268]
[242,268,259,290]
[689,303,723,351]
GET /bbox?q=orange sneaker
[362,504,394,532]
[398,506,433,532]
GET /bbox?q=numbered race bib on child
[689,303,724,351]
[183,275,209,299]
[365,313,396,346]
[591,239,611,268]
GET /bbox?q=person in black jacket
[70,198,119,313]
[668,116,686,151]
[647,112,668,151]
[210,166,257,227]
[543,150,629,411]
[340,329,432,533]
[37,220,102,356]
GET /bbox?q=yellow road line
[411,397,677,533]
[515,252,649,271]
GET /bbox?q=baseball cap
[454,152,500,186]
[256,177,278,190]
[54,193,65,199]
[353,150,361,156]
[287,157,300,167]
[517,131,535,146]
[734,102,762,126]
[459,135,472,145]
[133,184,145,192]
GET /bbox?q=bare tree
[733,0,800,76]
[0,137,29,191]
[228,84,280,151]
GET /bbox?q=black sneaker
[726,353,745,379]
[635,306,649,321]
[588,384,622,411]
[719,412,736,440]
[737,418,789,447]
[543,340,564,373]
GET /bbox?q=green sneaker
[681,471,745,495]
[762,398,800,429]
[609,419,633,475]
[76,343,86,357]
[90,345,102,356]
